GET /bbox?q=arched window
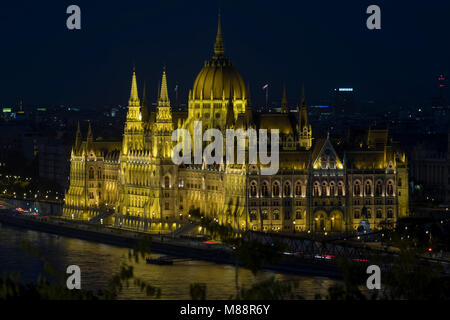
[272,182,280,197]
[249,210,257,221]
[365,181,372,196]
[313,182,320,197]
[321,182,327,197]
[273,210,280,220]
[376,181,382,196]
[387,181,394,196]
[329,182,336,196]
[164,176,170,188]
[376,209,382,219]
[295,210,302,219]
[262,181,269,197]
[387,209,393,218]
[398,177,402,187]
[97,169,101,179]
[354,181,361,196]
[338,182,344,196]
[261,210,268,220]
[284,182,291,197]
[295,182,302,196]
[89,167,94,179]
[354,210,361,219]
[250,181,257,197]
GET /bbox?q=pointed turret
[226,86,235,129]
[244,82,253,126]
[281,83,288,113]
[155,67,173,131]
[213,11,225,57]
[297,84,312,150]
[300,84,308,128]
[158,66,170,106]
[87,121,93,140]
[129,67,140,107]
[75,121,82,153]
[86,121,93,151]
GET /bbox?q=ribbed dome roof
[192,58,246,100]
[191,13,246,101]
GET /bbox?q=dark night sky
[1,0,449,109]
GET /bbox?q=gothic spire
[244,82,253,126]
[226,86,235,128]
[86,121,93,150]
[213,11,225,57]
[129,67,140,107]
[75,120,82,152]
[87,121,93,139]
[158,66,170,105]
[297,84,308,128]
[155,67,173,128]
[301,84,308,127]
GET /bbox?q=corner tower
[123,67,145,154]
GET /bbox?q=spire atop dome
[213,11,225,57]
[129,68,140,107]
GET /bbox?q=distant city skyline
[1,0,449,108]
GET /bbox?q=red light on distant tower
[438,74,446,89]
[438,74,445,86]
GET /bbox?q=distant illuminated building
[63,14,409,234]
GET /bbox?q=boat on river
[146,256,173,265]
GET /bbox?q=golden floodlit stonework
[63,14,409,234]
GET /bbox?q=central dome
[191,14,246,101]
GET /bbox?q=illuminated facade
[63,14,409,233]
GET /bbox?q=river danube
[0,223,339,299]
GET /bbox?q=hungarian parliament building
[62,15,409,234]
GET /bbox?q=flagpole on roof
[262,83,269,110]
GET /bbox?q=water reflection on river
[0,223,340,299]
